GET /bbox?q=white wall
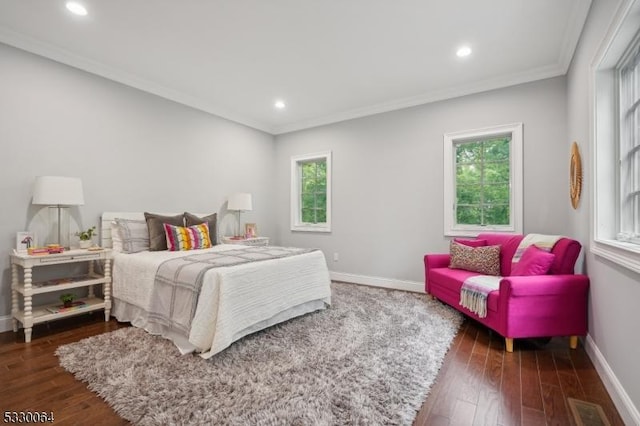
[274,76,569,287]
[566,0,640,422]
[0,43,276,319]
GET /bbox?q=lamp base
[48,206,70,249]
[235,210,243,238]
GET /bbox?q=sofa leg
[505,338,514,353]
[569,336,578,349]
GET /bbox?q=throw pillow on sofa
[454,238,488,247]
[449,241,501,276]
[510,244,555,276]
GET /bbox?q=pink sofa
[424,233,589,352]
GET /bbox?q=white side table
[221,236,269,246]
[10,249,112,342]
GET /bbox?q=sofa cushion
[477,233,525,276]
[454,238,488,247]
[429,268,499,313]
[449,241,501,276]
[511,245,555,276]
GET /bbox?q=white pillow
[110,221,123,252]
[114,218,149,253]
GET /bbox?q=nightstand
[10,249,112,342]
[221,236,269,246]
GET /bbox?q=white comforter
[112,244,331,358]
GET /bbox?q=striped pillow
[163,223,212,251]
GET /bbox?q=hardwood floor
[0,313,624,425]
[414,319,624,426]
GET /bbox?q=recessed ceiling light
[274,100,286,110]
[66,1,88,16]
[456,46,472,58]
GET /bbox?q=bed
[100,212,332,358]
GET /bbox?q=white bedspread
[112,244,332,357]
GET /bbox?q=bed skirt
[111,297,328,357]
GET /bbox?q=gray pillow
[184,212,217,245]
[144,212,184,251]
[115,218,150,253]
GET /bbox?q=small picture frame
[16,231,36,253]
[245,223,257,238]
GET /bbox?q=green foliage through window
[300,160,327,224]
[455,137,510,226]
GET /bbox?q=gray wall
[566,0,640,417]
[274,76,569,284]
[0,43,276,318]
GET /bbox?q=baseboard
[584,334,640,425]
[0,315,13,333]
[329,271,424,293]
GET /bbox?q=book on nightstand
[46,301,87,314]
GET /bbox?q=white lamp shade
[32,176,85,206]
[227,192,252,211]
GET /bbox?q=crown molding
[1,0,591,137]
[558,0,593,72]
[273,63,564,134]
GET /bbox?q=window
[592,0,640,274]
[291,151,331,232]
[443,123,523,236]
[618,40,640,244]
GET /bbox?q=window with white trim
[592,0,640,274]
[290,151,331,232]
[618,40,640,244]
[443,123,523,237]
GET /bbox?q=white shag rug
[56,282,462,425]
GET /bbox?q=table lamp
[32,176,84,248]
[227,193,252,238]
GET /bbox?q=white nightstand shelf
[16,274,106,295]
[13,297,106,325]
[10,249,112,342]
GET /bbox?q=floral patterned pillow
[449,241,501,276]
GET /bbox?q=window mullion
[479,142,485,226]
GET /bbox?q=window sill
[591,239,640,275]
[291,224,331,233]
[445,226,517,238]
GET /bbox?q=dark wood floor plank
[0,311,626,426]
[422,412,450,426]
[520,349,544,411]
[451,399,477,425]
[499,351,522,426]
[521,407,547,426]
[459,351,488,404]
[472,338,503,426]
[541,383,572,426]
[557,371,585,401]
[428,321,478,419]
[537,350,561,387]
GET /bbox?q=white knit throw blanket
[512,233,562,264]
[459,275,502,318]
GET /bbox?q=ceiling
[0,1,591,135]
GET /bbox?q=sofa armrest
[497,274,590,338]
[424,254,450,270]
[424,254,450,294]
[499,274,589,297]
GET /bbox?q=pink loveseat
[424,233,589,352]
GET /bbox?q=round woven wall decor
[570,142,582,209]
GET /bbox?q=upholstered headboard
[100,212,212,248]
